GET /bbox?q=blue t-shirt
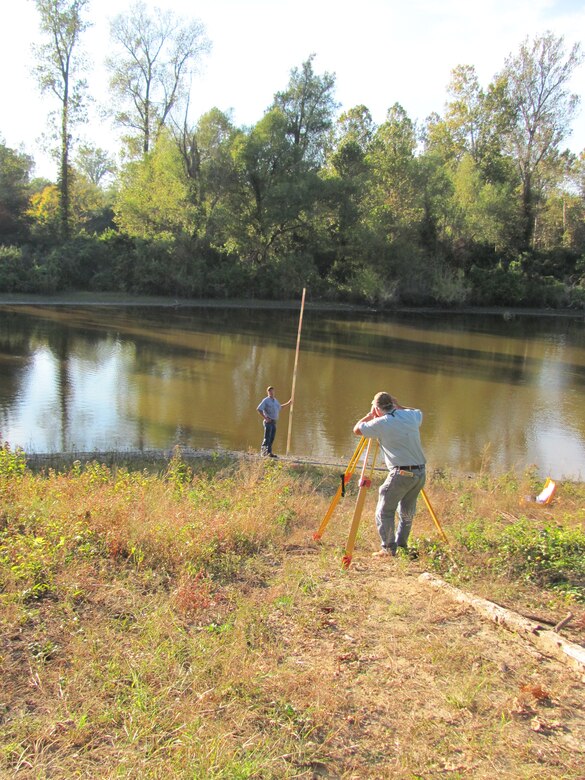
[257,396,281,421]
[359,409,425,469]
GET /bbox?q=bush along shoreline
[1,238,585,309]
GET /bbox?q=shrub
[0,245,34,292]
[89,230,138,292]
[560,282,585,310]
[468,262,526,306]
[493,519,585,597]
[0,441,27,479]
[249,252,320,300]
[44,236,113,289]
[430,265,472,306]
[444,515,585,601]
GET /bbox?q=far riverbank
[1,291,584,318]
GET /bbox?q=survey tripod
[313,436,449,568]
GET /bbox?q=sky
[2,0,584,179]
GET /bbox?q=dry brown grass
[1,447,584,778]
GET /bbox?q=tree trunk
[60,88,70,241]
[521,173,533,250]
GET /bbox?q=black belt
[397,465,425,470]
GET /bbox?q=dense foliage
[1,9,584,307]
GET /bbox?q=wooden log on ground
[419,572,585,683]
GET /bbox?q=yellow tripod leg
[313,437,367,540]
[342,440,379,569]
[421,489,449,544]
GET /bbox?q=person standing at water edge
[257,386,291,458]
[353,392,426,557]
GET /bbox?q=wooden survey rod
[286,287,306,456]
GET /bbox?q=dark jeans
[261,420,277,455]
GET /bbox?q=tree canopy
[108,1,211,156]
[2,29,585,308]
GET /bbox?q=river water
[0,304,584,479]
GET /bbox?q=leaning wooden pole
[286,288,306,456]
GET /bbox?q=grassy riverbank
[1,444,584,778]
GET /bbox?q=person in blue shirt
[353,391,426,557]
[257,386,291,458]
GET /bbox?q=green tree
[230,109,297,262]
[173,108,239,246]
[114,130,195,239]
[32,0,90,240]
[74,144,116,186]
[365,104,423,238]
[499,32,583,249]
[0,140,34,242]
[422,66,522,266]
[226,58,338,266]
[320,106,377,288]
[529,150,585,255]
[449,153,517,255]
[429,65,513,183]
[272,54,338,169]
[574,150,585,200]
[355,104,426,301]
[567,150,585,258]
[108,1,211,156]
[334,105,375,150]
[327,105,375,177]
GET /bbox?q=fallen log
[419,572,585,683]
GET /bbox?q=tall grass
[0,444,325,778]
[1,443,584,778]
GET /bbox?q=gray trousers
[375,467,426,551]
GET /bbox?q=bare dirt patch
[268,527,585,779]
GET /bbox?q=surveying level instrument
[314,436,449,567]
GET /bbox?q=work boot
[269,453,278,458]
[372,548,393,558]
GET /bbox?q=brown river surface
[0,304,584,479]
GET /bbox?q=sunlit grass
[1,443,584,778]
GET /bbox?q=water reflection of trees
[1,306,584,475]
